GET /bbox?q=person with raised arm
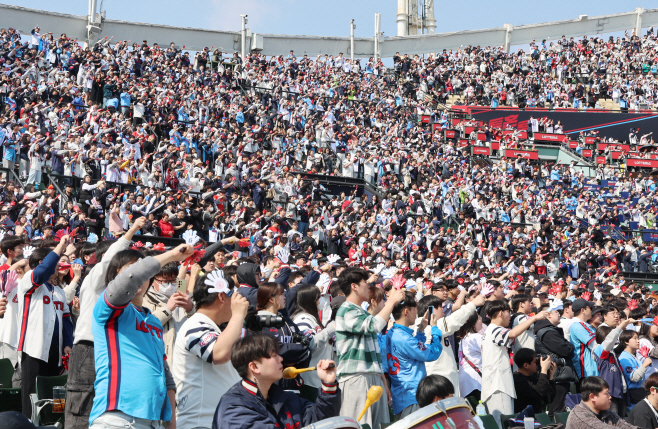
[89,243,194,429]
[17,235,73,417]
[65,216,146,429]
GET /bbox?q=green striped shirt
[335,301,387,377]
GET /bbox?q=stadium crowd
[1,21,658,429]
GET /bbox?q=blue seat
[630,222,639,230]
[621,192,630,199]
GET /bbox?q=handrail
[46,173,203,199]
[0,167,26,192]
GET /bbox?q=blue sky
[6,0,654,40]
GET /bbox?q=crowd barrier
[45,174,203,200]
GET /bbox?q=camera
[256,314,284,329]
[537,354,566,367]
[291,331,311,347]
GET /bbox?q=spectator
[626,372,658,429]
[534,299,577,414]
[565,376,637,429]
[142,260,194,362]
[615,329,651,410]
[88,244,194,428]
[18,236,73,417]
[64,218,145,428]
[571,298,599,379]
[335,268,405,429]
[512,348,557,413]
[457,312,484,400]
[385,291,443,418]
[416,374,455,408]
[594,319,636,417]
[291,284,337,394]
[481,299,547,427]
[172,271,248,429]
[212,333,340,429]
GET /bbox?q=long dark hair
[638,322,658,345]
[456,311,480,340]
[291,284,323,328]
[105,249,144,287]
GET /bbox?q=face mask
[158,282,176,297]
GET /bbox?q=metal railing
[46,173,203,200]
[0,167,26,191]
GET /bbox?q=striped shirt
[172,313,240,429]
[335,301,387,378]
[481,322,516,400]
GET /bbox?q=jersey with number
[570,321,598,378]
[89,290,171,425]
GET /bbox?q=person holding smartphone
[142,259,194,364]
[385,291,443,419]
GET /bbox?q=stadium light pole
[350,19,355,61]
[350,19,356,61]
[241,14,248,61]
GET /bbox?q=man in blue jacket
[385,291,443,419]
[212,333,340,429]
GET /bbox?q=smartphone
[427,306,434,319]
[177,278,187,294]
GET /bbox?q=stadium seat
[466,396,479,411]
[479,414,500,429]
[30,374,67,427]
[535,413,552,426]
[555,411,569,425]
[0,388,21,413]
[298,385,318,403]
[500,413,517,429]
[0,358,13,388]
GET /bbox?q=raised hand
[391,274,406,290]
[277,248,290,264]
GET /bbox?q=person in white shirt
[415,291,485,397]
[481,299,548,428]
[558,300,576,342]
[457,312,484,399]
[172,270,248,429]
[510,294,536,370]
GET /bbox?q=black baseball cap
[572,298,594,313]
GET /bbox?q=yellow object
[282,366,316,379]
[357,386,383,421]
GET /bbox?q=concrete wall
[2,3,658,57]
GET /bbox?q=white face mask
[158,281,176,298]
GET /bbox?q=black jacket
[534,319,577,383]
[213,378,340,429]
[627,397,658,429]
[513,371,556,413]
